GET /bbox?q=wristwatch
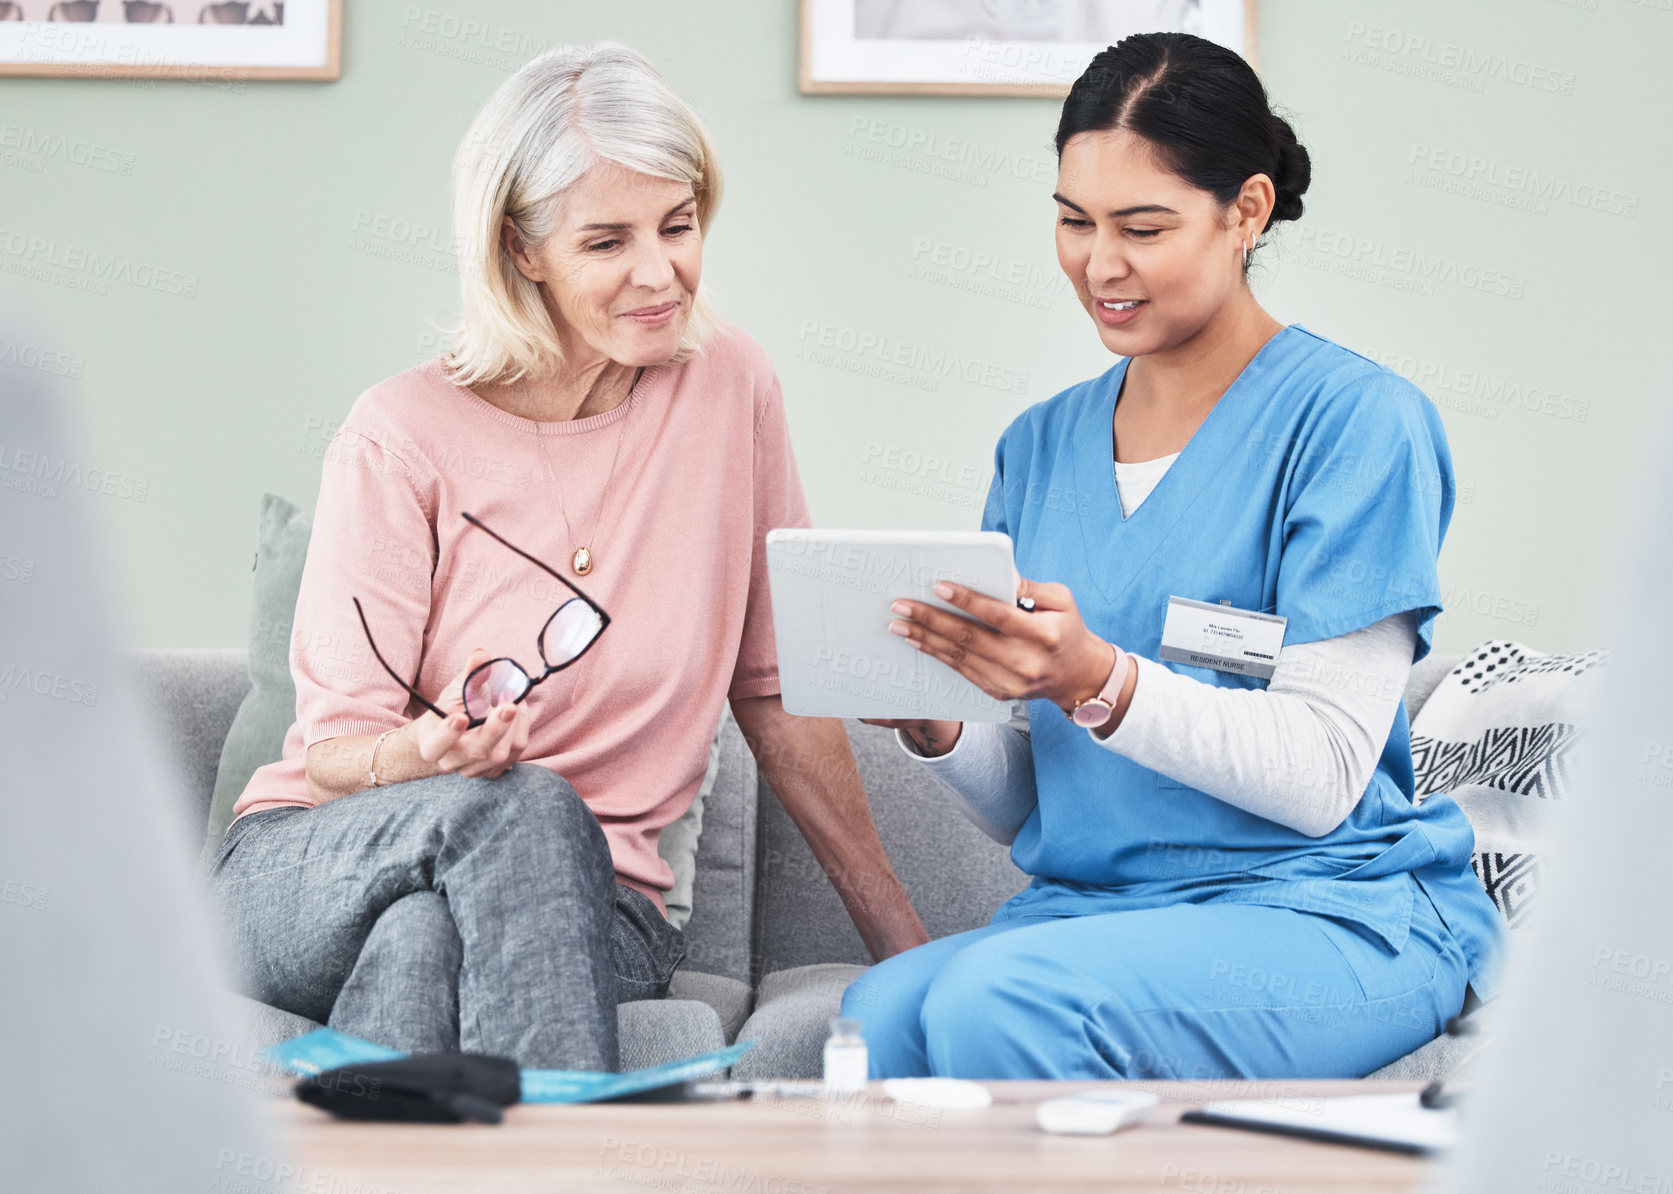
[1065,643,1130,729]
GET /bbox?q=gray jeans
[204,763,684,1071]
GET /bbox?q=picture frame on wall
[801,0,1257,96]
[0,0,341,81]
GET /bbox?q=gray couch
[135,646,1477,1081]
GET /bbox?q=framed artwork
[0,0,340,80]
[801,0,1257,96]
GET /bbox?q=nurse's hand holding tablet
[863,577,1136,756]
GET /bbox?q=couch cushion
[732,963,869,1080]
[666,968,752,1043]
[618,1000,728,1071]
[1365,1028,1481,1083]
[752,719,1029,977]
[205,493,311,854]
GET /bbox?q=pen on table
[691,1079,828,1101]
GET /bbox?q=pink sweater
[233,326,809,909]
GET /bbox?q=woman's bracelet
[367,727,400,788]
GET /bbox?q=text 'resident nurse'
[847,32,1507,1080]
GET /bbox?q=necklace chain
[532,366,641,576]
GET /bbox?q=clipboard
[1180,1091,1459,1155]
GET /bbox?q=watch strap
[1096,644,1129,706]
[1066,642,1128,724]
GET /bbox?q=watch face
[1072,699,1113,728]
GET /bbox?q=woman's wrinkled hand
[404,648,532,778]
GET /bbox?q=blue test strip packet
[518,1041,754,1103]
[265,1028,405,1077]
[266,1028,754,1103]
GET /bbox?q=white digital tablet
[765,529,1018,722]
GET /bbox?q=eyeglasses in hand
[353,511,611,729]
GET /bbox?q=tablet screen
[765,529,1017,722]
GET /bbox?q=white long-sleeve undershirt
[900,611,1418,843]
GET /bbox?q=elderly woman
[206,43,926,1072]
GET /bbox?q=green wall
[3,0,1666,653]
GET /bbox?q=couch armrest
[123,649,250,832]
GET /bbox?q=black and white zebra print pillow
[1410,641,1607,928]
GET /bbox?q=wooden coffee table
[276,1079,1434,1193]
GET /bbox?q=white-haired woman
[206,43,927,1071]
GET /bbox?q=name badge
[1158,596,1286,680]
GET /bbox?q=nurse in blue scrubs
[845,32,1506,1079]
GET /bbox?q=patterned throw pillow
[1410,641,1607,927]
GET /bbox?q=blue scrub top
[983,324,1505,998]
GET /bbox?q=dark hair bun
[1057,33,1313,237]
[1269,116,1311,225]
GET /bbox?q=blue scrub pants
[842,893,1468,1080]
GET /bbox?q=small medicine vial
[822,1016,868,1094]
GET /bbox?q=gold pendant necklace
[534,367,641,576]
